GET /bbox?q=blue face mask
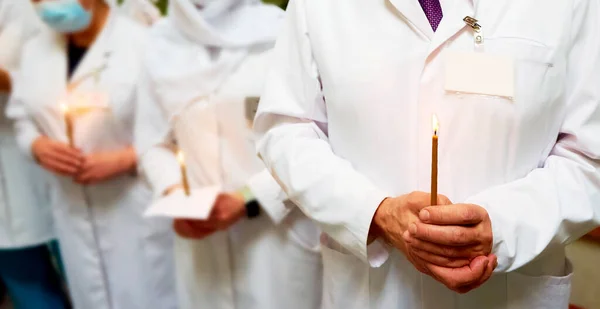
[35,0,92,33]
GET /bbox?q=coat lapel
[387,0,434,40]
[69,11,117,92]
[427,0,475,54]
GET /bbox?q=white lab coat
[136,22,322,309]
[255,0,600,308]
[0,0,54,249]
[6,12,177,309]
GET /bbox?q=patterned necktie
[418,0,443,31]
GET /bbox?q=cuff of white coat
[333,189,389,264]
[367,240,391,268]
[16,125,41,160]
[139,150,182,198]
[465,196,512,273]
[246,170,292,225]
[151,169,181,198]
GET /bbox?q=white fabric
[6,12,176,309]
[0,0,53,249]
[135,1,322,307]
[255,0,600,308]
[138,0,284,152]
[170,0,283,47]
[137,47,322,309]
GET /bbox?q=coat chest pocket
[505,260,573,309]
[484,39,559,110]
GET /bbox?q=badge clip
[463,16,481,31]
[463,16,484,48]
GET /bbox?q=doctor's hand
[74,147,136,185]
[173,193,246,240]
[32,136,83,176]
[173,220,217,239]
[370,192,456,273]
[403,203,496,293]
[405,203,493,267]
[371,193,495,293]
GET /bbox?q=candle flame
[60,103,70,114]
[177,150,185,165]
[432,114,439,135]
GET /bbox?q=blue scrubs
[0,245,68,309]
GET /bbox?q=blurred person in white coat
[105,0,161,25]
[255,0,600,308]
[0,1,68,307]
[135,0,322,308]
[6,0,177,308]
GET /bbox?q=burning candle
[431,115,439,206]
[61,103,74,147]
[177,150,191,196]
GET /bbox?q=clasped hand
[173,192,246,240]
[32,136,136,184]
[371,192,496,294]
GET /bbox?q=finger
[419,204,485,225]
[173,220,215,239]
[44,160,79,176]
[403,231,483,259]
[456,255,497,294]
[47,150,83,168]
[405,249,433,276]
[404,191,436,211]
[427,255,489,291]
[410,247,471,268]
[74,169,95,184]
[435,194,452,206]
[411,222,480,246]
[51,142,84,158]
[173,220,194,238]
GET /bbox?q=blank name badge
[445,51,515,99]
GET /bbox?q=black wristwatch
[239,186,261,219]
[245,200,261,219]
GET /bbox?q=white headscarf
[119,0,162,26]
[144,0,284,122]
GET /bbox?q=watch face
[245,200,261,219]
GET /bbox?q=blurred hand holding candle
[145,186,222,220]
[145,149,222,219]
[431,114,438,206]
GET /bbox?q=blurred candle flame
[60,103,70,114]
[177,150,185,165]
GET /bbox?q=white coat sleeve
[246,169,293,225]
[254,0,389,264]
[134,67,181,196]
[5,72,41,159]
[465,0,600,272]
